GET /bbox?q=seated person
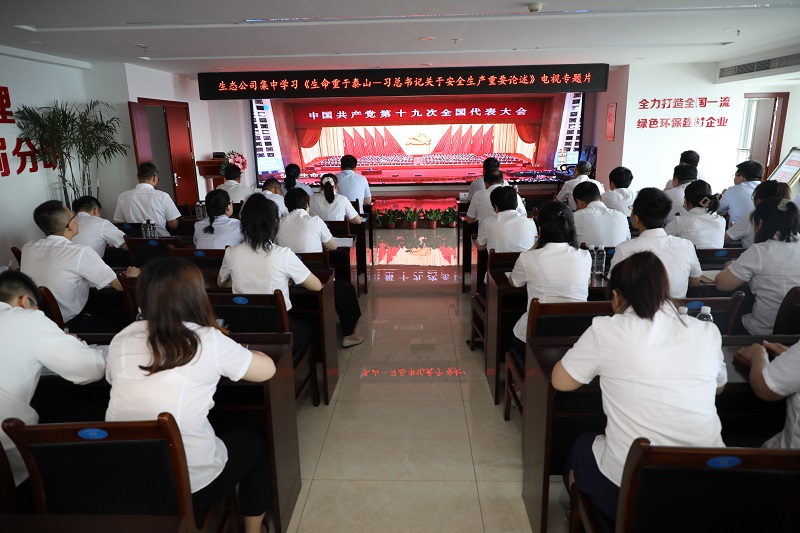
[282,163,314,198]
[737,340,800,448]
[509,201,592,357]
[465,169,525,225]
[467,157,501,201]
[664,164,698,223]
[610,188,701,298]
[476,186,537,253]
[21,200,140,332]
[664,179,725,248]
[309,174,362,223]
[193,189,243,250]
[335,154,372,214]
[216,162,255,204]
[218,194,322,358]
[554,251,726,521]
[715,198,800,335]
[601,166,636,216]
[114,162,181,236]
[106,257,276,533]
[572,181,630,248]
[70,195,127,258]
[277,188,363,348]
[0,270,105,494]
[260,177,289,217]
[718,160,763,225]
[726,181,792,249]
[555,160,605,211]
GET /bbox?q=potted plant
[441,206,458,228]
[384,209,398,229]
[374,209,384,228]
[403,207,422,229]
[425,208,442,229]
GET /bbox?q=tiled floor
[283,228,571,532]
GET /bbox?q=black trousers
[287,312,312,363]
[333,279,362,336]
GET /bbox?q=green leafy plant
[425,208,443,221]
[384,209,398,226]
[402,207,422,222]
[441,206,458,225]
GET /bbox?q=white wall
[207,99,257,188]
[590,66,629,188]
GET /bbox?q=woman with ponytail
[309,173,362,224]
[664,179,725,248]
[193,189,243,249]
[282,163,314,197]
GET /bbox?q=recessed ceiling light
[418,37,435,41]
[421,63,433,66]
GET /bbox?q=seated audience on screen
[70,195,127,258]
[572,181,630,248]
[476,185,537,253]
[725,180,792,249]
[717,160,763,225]
[193,189,243,250]
[664,179,725,248]
[216,162,255,204]
[309,173,362,223]
[556,161,605,211]
[601,166,635,216]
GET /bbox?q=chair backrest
[295,250,331,271]
[124,236,182,267]
[116,273,139,324]
[10,247,21,267]
[38,286,65,330]
[616,438,800,532]
[673,291,745,335]
[112,222,143,237]
[207,291,289,333]
[175,218,197,238]
[0,444,15,513]
[167,244,226,270]
[774,286,800,335]
[231,202,243,219]
[326,220,352,238]
[1,413,196,521]
[695,247,746,270]
[351,199,360,214]
[527,299,615,338]
[487,250,520,273]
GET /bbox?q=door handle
[173,173,179,187]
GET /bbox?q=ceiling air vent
[719,52,800,78]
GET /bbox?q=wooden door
[128,102,153,164]
[164,105,199,206]
[744,92,789,176]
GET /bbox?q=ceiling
[3,1,800,77]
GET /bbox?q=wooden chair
[231,202,243,219]
[112,222,143,237]
[504,299,614,421]
[175,217,197,238]
[325,219,352,238]
[0,445,15,513]
[470,250,520,350]
[167,244,226,270]
[674,291,745,335]
[116,273,139,324]
[124,236,184,267]
[1,412,225,533]
[10,247,21,267]
[571,437,800,533]
[207,291,320,406]
[295,250,331,271]
[695,246,746,270]
[38,286,65,330]
[774,286,800,334]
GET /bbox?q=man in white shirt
[664,150,704,190]
[610,188,702,298]
[573,182,631,248]
[717,160,763,225]
[276,189,337,254]
[601,166,636,216]
[466,170,526,225]
[114,162,181,237]
[335,154,371,213]
[0,270,106,490]
[663,164,697,223]
[70,195,126,258]
[261,178,289,217]
[216,163,255,204]
[467,157,501,201]
[476,186,537,253]
[21,200,140,331]
[556,161,606,211]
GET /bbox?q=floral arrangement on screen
[219,150,248,174]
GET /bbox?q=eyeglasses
[65,212,78,228]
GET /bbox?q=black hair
[202,189,231,235]
[680,150,700,168]
[752,198,800,244]
[137,162,158,180]
[284,188,310,212]
[753,180,792,205]
[736,160,764,182]
[632,188,672,229]
[483,157,500,173]
[490,186,518,212]
[320,173,338,204]
[684,179,719,213]
[284,164,301,189]
[608,251,670,320]
[608,166,633,189]
[72,195,101,213]
[535,201,578,249]
[341,154,357,170]
[0,270,42,308]
[572,181,602,204]
[484,169,504,186]
[224,164,242,181]
[239,193,279,252]
[575,160,592,175]
[262,177,281,192]
[33,200,70,235]
[673,164,698,184]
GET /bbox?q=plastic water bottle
[587,245,596,274]
[143,219,157,239]
[595,246,606,275]
[697,306,714,323]
[678,306,689,316]
[195,200,207,219]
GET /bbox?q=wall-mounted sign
[635,95,732,130]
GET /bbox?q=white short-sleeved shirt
[477,210,537,253]
[261,191,289,218]
[727,239,800,335]
[510,243,592,341]
[114,183,182,237]
[468,177,510,201]
[335,170,371,213]
[21,236,118,323]
[216,180,256,204]
[71,212,126,258]
[573,201,631,248]
[556,176,606,211]
[0,302,105,485]
[718,180,758,225]
[281,182,314,198]
[602,188,636,216]
[276,210,332,253]
[218,243,311,311]
[309,192,359,222]
[561,304,726,486]
[106,321,252,492]
[726,215,754,249]
[193,215,243,249]
[664,182,691,223]
[610,229,701,298]
[664,207,726,249]
[762,342,800,449]
[467,184,526,224]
